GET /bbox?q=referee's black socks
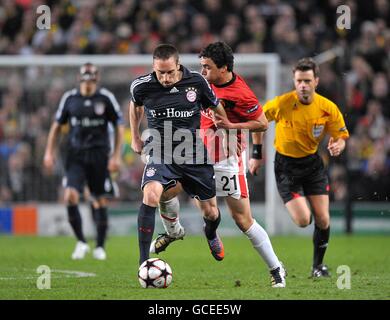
[313,224,330,267]
[67,205,86,243]
[138,203,156,265]
[203,209,221,240]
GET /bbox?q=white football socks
[245,220,281,270]
[159,196,184,237]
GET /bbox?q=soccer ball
[138,258,173,288]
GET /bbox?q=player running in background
[151,42,287,288]
[263,57,349,277]
[130,44,229,266]
[44,63,124,260]
[87,122,120,231]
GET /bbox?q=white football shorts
[214,150,249,199]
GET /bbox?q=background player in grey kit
[43,63,124,260]
[130,44,230,265]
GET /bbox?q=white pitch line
[0,269,96,280]
[51,269,96,278]
[0,276,36,280]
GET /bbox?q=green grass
[0,235,389,300]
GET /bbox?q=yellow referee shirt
[263,91,349,158]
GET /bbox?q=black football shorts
[64,148,116,198]
[141,162,216,201]
[274,151,329,204]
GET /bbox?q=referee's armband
[252,144,262,159]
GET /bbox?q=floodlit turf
[0,235,389,300]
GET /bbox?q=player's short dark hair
[80,62,98,81]
[293,58,320,78]
[199,42,234,72]
[153,44,179,63]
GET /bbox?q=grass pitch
[0,235,389,300]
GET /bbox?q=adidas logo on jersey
[169,87,179,93]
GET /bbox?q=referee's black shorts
[64,148,116,198]
[274,151,329,204]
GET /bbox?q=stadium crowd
[0,0,389,203]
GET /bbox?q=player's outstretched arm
[43,122,61,173]
[214,109,269,131]
[129,101,144,154]
[250,112,268,132]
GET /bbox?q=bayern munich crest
[185,87,197,102]
[146,167,157,177]
[94,102,105,115]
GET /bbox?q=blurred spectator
[363,140,390,200]
[0,0,24,41]
[359,100,387,140]
[370,73,390,118]
[202,0,226,34]
[345,55,374,132]
[316,63,342,103]
[329,164,347,201]
[352,21,387,72]
[189,13,215,53]
[274,29,307,64]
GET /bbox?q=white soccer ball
[138,258,173,288]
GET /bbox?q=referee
[263,58,349,277]
[44,63,124,260]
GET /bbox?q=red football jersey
[200,73,263,163]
